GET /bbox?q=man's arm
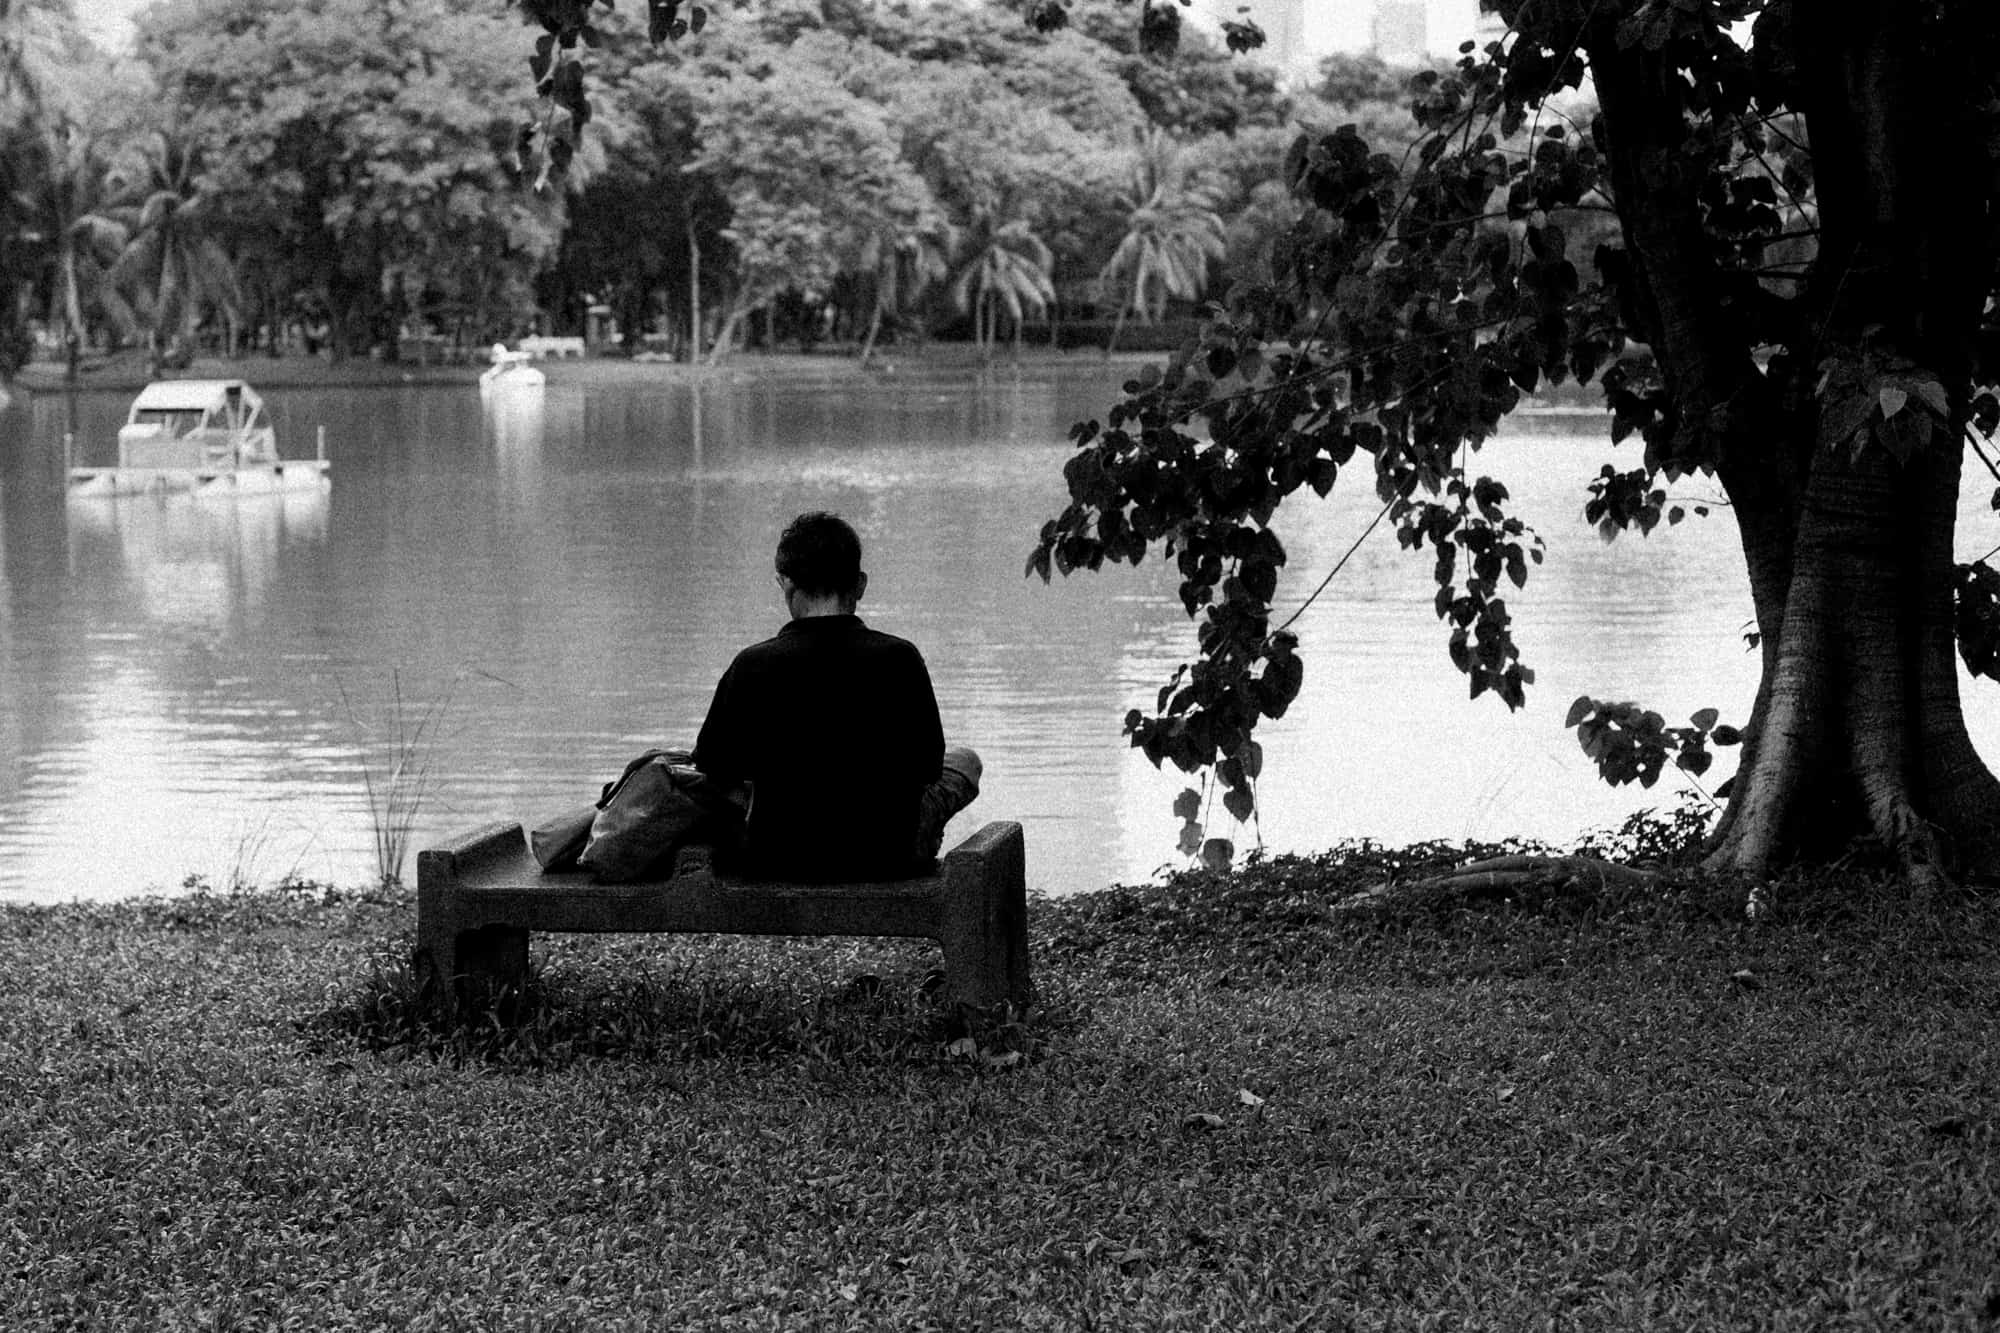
[904,644,946,783]
[691,663,747,784]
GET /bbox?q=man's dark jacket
[692,614,944,881]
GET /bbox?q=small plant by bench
[414,821,1031,1012]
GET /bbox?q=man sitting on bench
[692,511,983,882]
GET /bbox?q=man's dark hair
[776,511,864,598]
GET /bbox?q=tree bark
[687,221,702,364]
[858,283,885,365]
[58,245,84,383]
[1585,1,2000,883]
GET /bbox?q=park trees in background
[1035,0,2000,887]
[134,0,559,360]
[0,0,108,376]
[18,121,134,375]
[1096,128,1225,355]
[547,53,724,361]
[854,213,956,364]
[516,0,1276,359]
[108,129,242,370]
[0,0,75,120]
[0,0,1457,377]
[691,51,930,361]
[949,218,1056,357]
[0,0,1360,375]
[1043,0,1289,137]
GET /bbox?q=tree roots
[1340,854,1660,913]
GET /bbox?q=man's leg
[914,745,982,863]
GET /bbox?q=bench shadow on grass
[300,934,1063,1072]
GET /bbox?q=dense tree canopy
[1034,0,2000,887]
[2,0,1391,367]
[135,0,560,358]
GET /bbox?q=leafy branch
[512,0,706,186]
[1029,29,1622,830]
[1564,697,1741,794]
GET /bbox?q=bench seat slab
[414,820,1029,1009]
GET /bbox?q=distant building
[1232,0,1311,77]
[1473,7,1510,50]
[1373,0,1427,65]
[1214,0,1485,74]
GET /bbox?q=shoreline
[6,344,1614,415]
[6,343,1173,396]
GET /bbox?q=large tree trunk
[1590,0,2000,883]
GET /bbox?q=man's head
[775,511,866,616]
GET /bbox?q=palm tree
[856,214,954,365]
[0,0,74,124]
[2,2,96,383]
[19,119,133,378]
[110,129,243,372]
[1097,130,1226,357]
[948,218,1055,360]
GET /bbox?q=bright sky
[72,0,1487,61]
[1307,0,1482,59]
[73,0,145,53]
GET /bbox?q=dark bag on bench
[530,805,599,871]
[571,748,742,883]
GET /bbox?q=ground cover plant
[4,840,1999,1330]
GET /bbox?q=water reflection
[482,382,545,502]
[65,488,328,627]
[7,370,2000,901]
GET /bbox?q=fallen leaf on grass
[1237,1088,1265,1107]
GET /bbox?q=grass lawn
[4,843,1997,1330]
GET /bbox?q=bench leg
[413,919,528,1012]
[939,822,1032,1008]
[414,825,534,1013]
[457,925,530,1006]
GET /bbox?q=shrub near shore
[4,846,1998,1329]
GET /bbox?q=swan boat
[67,379,329,498]
[479,345,547,393]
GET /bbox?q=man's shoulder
[714,634,782,679]
[851,626,932,676]
[731,629,794,661]
[855,624,922,654]
[723,619,929,680]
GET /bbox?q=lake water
[6,364,2000,902]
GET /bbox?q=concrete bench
[413,820,1031,1011]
